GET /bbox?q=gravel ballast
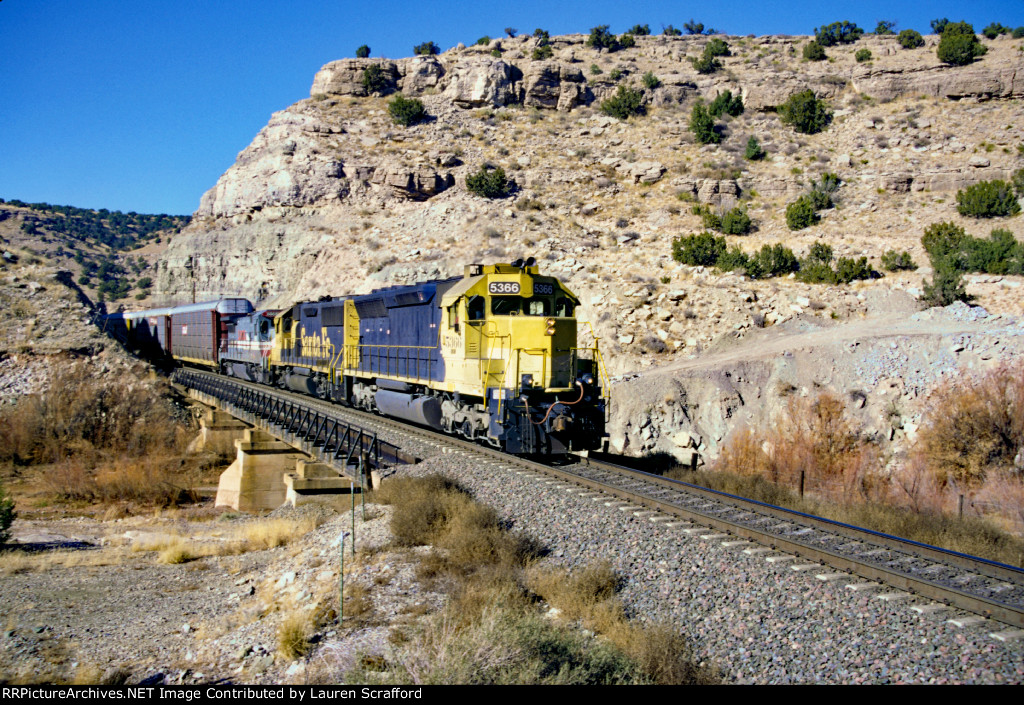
[397,451,1024,685]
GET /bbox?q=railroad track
[173,369,1024,634]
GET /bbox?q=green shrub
[937,23,986,65]
[797,261,837,284]
[809,172,840,209]
[361,64,391,95]
[922,258,969,306]
[881,250,918,271]
[834,256,874,283]
[619,33,636,49]
[663,25,682,36]
[355,45,370,58]
[720,207,752,235]
[534,28,551,42]
[931,18,950,35]
[807,241,834,265]
[475,36,491,46]
[1014,27,1024,39]
[786,195,820,230]
[744,136,766,160]
[898,29,925,48]
[600,85,645,120]
[797,241,835,283]
[778,90,832,134]
[672,232,726,266]
[803,41,827,61]
[955,180,1020,218]
[0,480,14,545]
[815,21,864,46]
[388,94,427,126]
[642,71,661,89]
[532,44,554,60]
[466,165,510,199]
[627,24,651,36]
[504,27,517,38]
[704,38,730,57]
[875,21,896,35]
[690,52,721,74]
[855,48,872,62]
[491,48,503,58]
[963,229,1024,275]
[587,25,619,51]
[414,41,440,55]
[697,205,721,230]
[689,102,720,144]
[1012,168,1024,197]
[922,221,968,262]
[982,23,1011,39]
[716,246,749,272]
[590,64,603,75]
[609,69,622,81]
[746,244,799,279]
[708,90,743,118]
[684,20,707,35]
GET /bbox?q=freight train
[107,260,608,455]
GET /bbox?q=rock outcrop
[156,32,1024,411]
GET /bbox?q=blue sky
[1,0,1020,215]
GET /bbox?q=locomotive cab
[437,261,607,454]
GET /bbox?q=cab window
[555,298,575,317]
[491,296,521,316]
[467,296,485,321]
[526,298,550,316]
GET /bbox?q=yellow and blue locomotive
[109,260,608,455]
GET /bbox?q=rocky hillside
[150,31,1024,461]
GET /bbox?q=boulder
[370,164,454,200]
[443,59,518,107]
[400,56,445,94]
[310,59,400,97]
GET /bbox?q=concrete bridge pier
[284,460,368,507]
[215,429,309,512]
[187,408,251,462]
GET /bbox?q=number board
[534,283,554,295]
[488,281,521,295]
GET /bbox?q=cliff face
[156,32,1024,370]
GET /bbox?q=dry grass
[277,610,314,660]
[0,546,132,574]
[343,581,374,623]
[237,516,320,550]
[351,474,714,685]
[526,562,715,684]
[157,539,196,564]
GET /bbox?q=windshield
[490,296,554,316]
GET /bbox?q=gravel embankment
[394,452,1024,685]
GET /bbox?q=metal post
[958,494,964,521]
[351,482,356,557]
[344,532,348,627]
[799,470,805,498]
[360,453,366,521]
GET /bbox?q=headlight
[545,318,556,335]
